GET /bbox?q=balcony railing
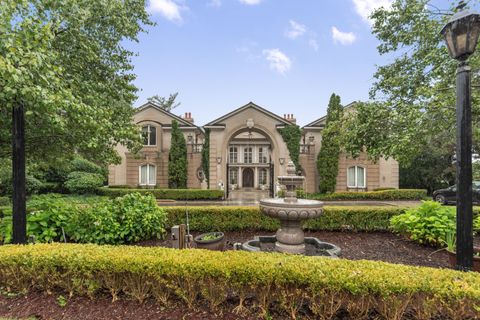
[300,144,312,154]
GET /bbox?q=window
[142,125,156,146]
[139,164,156,186]
[244,147,253,164]
[258,147,268,164]
[347,166,365,188]
[229,146,238,164]
[229,168,238,185]
[259,168,268,185]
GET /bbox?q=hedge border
[96,188,224,200]
[309,189,428,201]
[0,243,479,319]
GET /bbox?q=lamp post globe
[441,2,480,271]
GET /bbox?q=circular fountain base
[242,236,341,257]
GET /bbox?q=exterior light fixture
[440,1,480,271]
[279,158,285,165]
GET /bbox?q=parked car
[433,181,480,204]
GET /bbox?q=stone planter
[447,248,480,272]
[194,232,225,251]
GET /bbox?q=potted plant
[444,231,480,272]
[194,232,225,251]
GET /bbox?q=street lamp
[441,2,480,271]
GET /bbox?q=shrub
[97,188,224,200]
[67,193,167,244]
[310,189,428,201]
[64,171,104,194]
[0,244,479,319]
[71,156,105,175]
[0,173,44,196]
[0,196,10,206]
[390,201,456,246]
[165,206,407,232]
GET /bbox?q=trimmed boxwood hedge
[165,206,408,232]
[96,188,224,200]
[0,243,479,319]
[309,189,428,201]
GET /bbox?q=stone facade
[108,101,399,194]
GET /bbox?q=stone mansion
[108,101,399,195]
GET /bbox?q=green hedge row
[165,206,407,232]
[96,188,224,200]
[309,189,428,201]
[0,244,478,319]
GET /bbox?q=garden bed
[138,230,459,269]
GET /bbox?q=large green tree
[1,0,152,242]
[341,0,480,165]
[168,120,188,189]
[317,94,343,193]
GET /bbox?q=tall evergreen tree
[317,94,343,193]
[168,120,188,189]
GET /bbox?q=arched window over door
[139,164,156,186]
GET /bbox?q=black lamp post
[441,3,480,271]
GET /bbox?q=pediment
[134,102,197,128]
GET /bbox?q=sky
[125,0,442,126]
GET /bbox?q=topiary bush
[0,243,479,319]
[390,200,456,246]
[310,189,428,201]
[71,156,105,175]
[64,171,104,194]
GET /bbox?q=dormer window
[142,125,156,146]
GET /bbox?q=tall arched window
[142,125,156,146]
[347,166,366,188]
[229,146,238,163]
[139,164,156,186]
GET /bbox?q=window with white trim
[139,164,156,186]
[244,147,253,164]
[259,168,268,185]
[229,146,238,164]
[347,166,366,188]
[258,147,268,164]
[229,168,238,185]
[142,125,156,146]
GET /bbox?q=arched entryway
[242,168,254,188]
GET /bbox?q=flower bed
[97,188,224,200]
[0,243,479,319]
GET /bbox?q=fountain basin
[242,235,341,257]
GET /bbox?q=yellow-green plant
[0,243,479,319]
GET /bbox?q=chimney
[183,112,194,124]
[284,113,296,124]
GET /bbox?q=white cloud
[331,26,356,45]
[309,39,319,52]
[239,0,263,5]
[262,48,292,75]
[285,20,307,39]
[352,0,392,24]
[208,0,221,7]
[148,0,187,23]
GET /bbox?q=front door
[242,168,254,188]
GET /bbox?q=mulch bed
[139,230,455,269]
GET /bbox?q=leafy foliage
[68,193,167,245]
[168,120,188,189]
[317,93,343,193]
[201,128,211,188]
[390,201,456,245]
[0,0,151,164]
[1,243,479,319]
[70,157,106,176]
[278,125,303,172]
[147,93,181,112]
[64,172,104,194]
[340,1,480,164]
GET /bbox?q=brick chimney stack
[284,113,296,124]
[183,112,194,124]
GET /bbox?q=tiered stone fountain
[242,162,340,257]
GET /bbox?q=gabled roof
[302,101,357,129]
[135,101,199,129]
[204,101,293,127]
